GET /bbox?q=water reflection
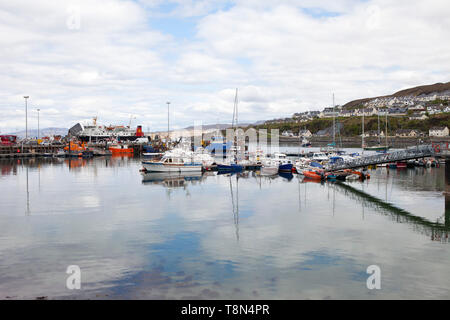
[1,157,450,299]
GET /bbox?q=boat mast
[362,107,365,151]
[332,93,335,146]
[385,107,388,147]
[232,88,238,129]
[377,108,381,145]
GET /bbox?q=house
[409,113,428,120]
[340,109,355,117]
[298,129,312,138]
[356,108,377,117]
[309,111,321,118]
[321,107,339,118]
[388,107,407,116]
[395,129,421,137]
[364,130,385,138]
[282,130,295,137]
[427,106,443,115]
[429,127,449,137]
[408,104,426,111]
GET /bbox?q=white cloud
[0,0,449,133]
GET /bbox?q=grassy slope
[246,113,450,137]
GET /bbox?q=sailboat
[217,88,244,173]
[320,93,339,153]
[363,107,391,151]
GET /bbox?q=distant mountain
[7,127,68,138]
[342,82,450,109]
[182,122,255,131]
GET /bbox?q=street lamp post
[24,96,29,140]
[37,108,40,140]
[166,102,170,141]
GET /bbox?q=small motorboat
[325,173,337,180]
[396,161,407,169]
[346,174,360,181]
[303,170,323,180]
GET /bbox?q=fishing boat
[261,159,279,176]
[109,144,133,154]
[272,153,294,172]
[311,152,329,162]
[142,154,202,172]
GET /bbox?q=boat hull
[142,162,202,173]
[278,163,293,173]
[217,164,243,172]
[261,166,278,176]
[364,146,391,151]
[303,171,323,180]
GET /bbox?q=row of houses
[269,104,449,126]
[282,127,449,138]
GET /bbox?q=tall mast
[377,108,381,145]
[385,107,388,147]
[332,93,335,145]
[232,88,238,129]
[362,107,365,150]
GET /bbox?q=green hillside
[247,113,450,137]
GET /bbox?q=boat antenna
[232,88,238,129]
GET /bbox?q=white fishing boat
[261,160,279,176]
[311,152,329,162]
[142,154,202,172]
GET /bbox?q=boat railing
[325,144,436,171]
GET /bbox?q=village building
[395,129,422,137]
[298,129,312,137]
[409,113,428,120]
[429,127,449,137]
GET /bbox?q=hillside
[8,127,68,138]
[250,113,450,137]
[342,82,450,109]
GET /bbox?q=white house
[429,127,449,137]
[298,129,312,137]
[409,113,428,120]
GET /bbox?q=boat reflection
[278,172,294,181]
[141,171,204,188]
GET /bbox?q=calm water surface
[0,152,449,299]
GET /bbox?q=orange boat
[344,169,371,179]
[109,144,134,154]
[303,170,323,180]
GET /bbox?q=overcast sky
[0,0,449,132]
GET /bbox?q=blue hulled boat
[217,163,243,173]
[278,163,293,173]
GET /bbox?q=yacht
[142,154,202,173]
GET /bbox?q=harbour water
[0,149,449,299]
